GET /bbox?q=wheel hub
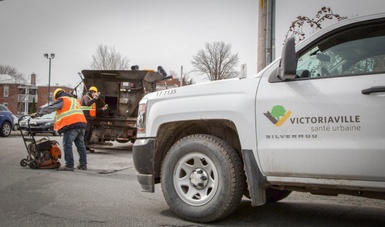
[189,168,208,189]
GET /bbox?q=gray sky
[0,0,384,88]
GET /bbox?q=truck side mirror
[278,37,297,81]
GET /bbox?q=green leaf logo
[264,105,291,126]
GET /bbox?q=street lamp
[44,53,55,104]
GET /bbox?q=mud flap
[242,149,267,206]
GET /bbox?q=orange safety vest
[54,96,87,131]
[81,94,96,118]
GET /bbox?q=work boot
[57,166,74,171]
[77,164,87,170]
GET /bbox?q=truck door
[256,19,385,182]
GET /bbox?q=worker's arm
[36,100,64,116]
[83,94,97,106]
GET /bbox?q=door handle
[361,86,385,95]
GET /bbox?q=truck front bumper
[133,138,156,193]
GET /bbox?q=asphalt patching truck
[80,67,168,148]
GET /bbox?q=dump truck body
[81,69,166,145]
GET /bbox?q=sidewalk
[11,130,23,136]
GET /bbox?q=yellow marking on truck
[275,111,291,126]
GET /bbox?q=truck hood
[144,77,257,101]
[141,76,261,138]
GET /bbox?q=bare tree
[0,64,26,83]
[285,7,347,43]
[191,42,239,81]
[91,45,130,70]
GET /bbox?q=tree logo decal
[264,105,292,126]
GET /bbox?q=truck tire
[161,134,245,223]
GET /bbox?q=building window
[4,86,9,97]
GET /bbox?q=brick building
[0,74,72,116]
[156,77,191,90]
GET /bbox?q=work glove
[31,112,40,118]
[92,92,100,100]
[102,104,108,111]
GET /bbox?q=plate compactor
[19,115,62,169]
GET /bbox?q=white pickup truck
[133,13,385,223]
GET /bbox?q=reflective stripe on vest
[54,96,87,131]
[81,94,96,118]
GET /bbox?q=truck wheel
[0,122,12,137]
[161,134,245,223]
[266,188,292,203]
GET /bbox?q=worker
[32,88,88,171]
[81,86,108,151]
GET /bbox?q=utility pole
[266,0,275,65]
[257,0,267,72]
[257,0,275,72]
[180,65,183,87]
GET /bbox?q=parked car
[0,104,14,137]
[17,115,30,130]
[12,114,19,131]
[19,112,58,136]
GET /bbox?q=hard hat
[89,86,98,93]
[53,88,64,101]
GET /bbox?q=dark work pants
[62,129,87,167]
[85,118,93,146]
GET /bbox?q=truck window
[296,21,385,78]
[344,54,385,74]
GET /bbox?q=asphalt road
[1,132,385,226]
